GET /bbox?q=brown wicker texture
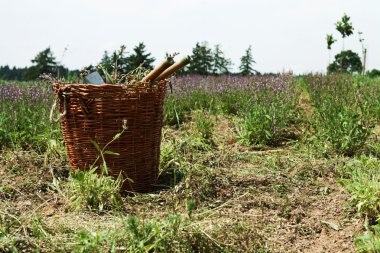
[53,82,167,193]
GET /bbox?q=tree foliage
[211,44,232,75]
[188,42,213,75]
[367,69,380,78]
[326,34,336,50]
[239,45,256,75]
[0,65,28,80]
[327,50,362,74]
[335,13,354,39]
[0,42,262,80]
[125,42,155,72]
[25,47,59,80]
[335,13,354,51]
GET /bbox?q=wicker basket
[53,81,167,193]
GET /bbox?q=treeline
[2,41,379,81]
[0,41,258,81]
[0,48,78,81]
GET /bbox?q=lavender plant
[235,82,299,146]
[305,74,375,156]
[164,74,297,129]
[0,82,59,150]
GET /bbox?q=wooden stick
[141,58,173,82]
[154,56,191,81]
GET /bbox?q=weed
[338,156,380,222]
[119,215,182,252]
[62,168,123,212]
[355,222,380,252]
[314,103,373,156]
[306,74,375,156]
[194,111,214,141]
[235,88,299,146]
[73,230,111,253]
[368,141,380,158]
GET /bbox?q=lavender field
[0,75,380,252]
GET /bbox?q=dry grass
[0,114,364,252]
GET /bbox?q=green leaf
[113,133,122,140]
[104,151,120,156]
[91,140,101,152]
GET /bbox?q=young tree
[211,44,232,75]
[239,45,256,75]
[335,13,354,51]
[327,50,362,74]
[25,47,58,79]
[326,34,336,64]
[188,41,213,75]
[125,42,155,72]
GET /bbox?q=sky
[0,0,379,74]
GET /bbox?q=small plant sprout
[91,119,128,175]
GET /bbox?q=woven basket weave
[53,81,167,193]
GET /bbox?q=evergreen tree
[239,45,256,75]
[25,47,58,80]
[125,42,155,72]
[99,50,113,73]
[212,44,232,75]
[188,42,213,75]
[188,41,213,75]
[0,65,11,80]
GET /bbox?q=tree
[327,50,362,74]
[239,45,256,75]
[25,47,58,80]
[335,13,354,50]
[0,65,29,80]
[0,65,11,80]
[188,41,213,75]
[211,44,232,75]
[326,34,336,64]
[125,42,155,72]
[367,69,380,78]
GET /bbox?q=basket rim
[53,80,167,88]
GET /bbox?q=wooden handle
[141,58,173,82]
[154,56,191,81]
